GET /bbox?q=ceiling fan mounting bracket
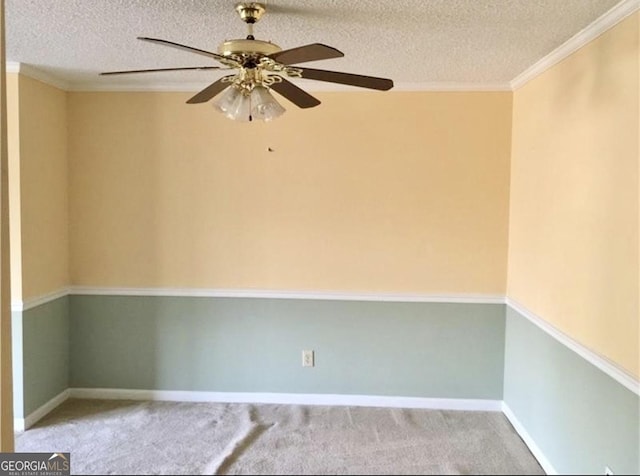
[235,3,266,24]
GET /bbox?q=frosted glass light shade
[212,85,241,114]
[226,91,253,122]
[212,84,285,122]
[250,85,285,122]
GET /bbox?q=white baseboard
[14,418,25,433]
[14,388,500,433]
[19,387,553,474]
[15,389,71,432]
[502,402,556,475]
[69,388,502,412]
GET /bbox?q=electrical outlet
[302,350,314,367]
[605,467,613,475]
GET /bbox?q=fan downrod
[219,3,279,56]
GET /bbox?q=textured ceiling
[6,0,624,89]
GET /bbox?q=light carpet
[16,399,544,475]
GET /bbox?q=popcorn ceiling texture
[6,0,622,88]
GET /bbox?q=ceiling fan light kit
[213,83,285,122]
[100,2,394,122]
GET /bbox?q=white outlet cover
[302,350,314,367]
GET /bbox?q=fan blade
[269,78,321,109]
[269,43,344,65]
[138,37,230,62]
[100,66,226,76]
[186,75,235,104]
[297,67,394,91]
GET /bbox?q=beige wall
[1,1,16,445]
[6,13,639,378]
[68,91,512,294]
[508,13,639,377]
[13,75,69,300]
[6,73,20,302]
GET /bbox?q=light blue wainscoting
[504,306,639,475]
[69,296,506,399]
[12,296,69,418]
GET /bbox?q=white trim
[69,388,501,411]
[68,80,512,93]
[7,1,639,94]
[6,63,511,92]
[511,0,640,89]
[502,402,557,475]
[15,389,70,432]
[5,62,70,90]
[68,81,231,93]
[6,61,20,74]
[11,286,504,311]
[387,82,511,92]
[13,288,640,398]
[69,286,505,304]
[13,419,24,433]
[506,298,640,397]
[12,288,70,312]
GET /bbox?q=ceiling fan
[100,2,394,122]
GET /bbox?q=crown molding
[291,81,512,92]
[389,82,511,92]
[6,62,70,91]
[67,81,214,93]
[7,0,638,94]
[6,61,20,74]
[67,80,511,93]
[511,0,640,90]
[7,63,511,92]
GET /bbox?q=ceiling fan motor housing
[99,0,393,118]
[227,3,280,57]
[218,39,282,58]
